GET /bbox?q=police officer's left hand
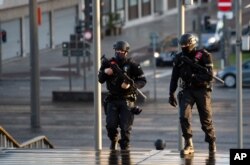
[131,106,142,115]
[104,68,113,75]
[169,95,177,107]
[121,81,130,89]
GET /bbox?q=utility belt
[103,92,142,115]
[181,81,212,90]
[106,92,137,102]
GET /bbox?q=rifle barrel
[181,56,224,84]
[136,89,147,100]
[213,75,224,84]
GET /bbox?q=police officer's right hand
[104,68,113,75]
[168,94,177,107]
[100,60,109,71]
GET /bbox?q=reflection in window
[115,0,124,10]
[141,0,150,16]
[128,0,138,20]
[130,0,138,6]
[102,0,110,14]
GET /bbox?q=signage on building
[217,0,233,19]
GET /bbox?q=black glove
[100,62,109,71]
[169,94,177,107]
[131,106,142,115]
[100,58,110,70]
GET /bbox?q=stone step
[0,149,229,165]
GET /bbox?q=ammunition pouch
[181,80,212,90]
[107,92,137,102]
[105,93,141,115]
[125,93,137,102]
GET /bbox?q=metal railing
[0,126,54,149]
[20,136,54,149]
[0,126,20,148]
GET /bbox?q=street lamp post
[29,0,40,129]
[177,0,185,151]
[150,32,159,102]
[93,0,102,151]
[235,0,243,149]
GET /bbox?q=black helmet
[179,33,197,53]
[154,139,166,150]
[113,40,130,52]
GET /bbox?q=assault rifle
[101,55,147,100]
[180,55,224,84]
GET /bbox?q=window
[128,0,138,20]
[130,0,138,6]
[141,0,150,16]
[115,0,124,10]
[102,0,111,14]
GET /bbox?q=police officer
[98,40,147,150]
[168,33,216,155]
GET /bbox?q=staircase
[0,127,230,165]
[0,126,53,149]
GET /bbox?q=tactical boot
[209,142,216,153]
[181,138,194,155]
[119,140,130,150]
[110,141,118,150]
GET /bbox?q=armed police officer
[98,40,147,150]
[168,33,216,155]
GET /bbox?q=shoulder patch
[201,49,211,56]
[195,51,203,60]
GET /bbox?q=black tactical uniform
[98,40,146,150]
[168,33,216,155]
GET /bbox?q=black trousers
[105,99,134,144]
[179,88,216,143]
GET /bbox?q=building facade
[0,0,203,61]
